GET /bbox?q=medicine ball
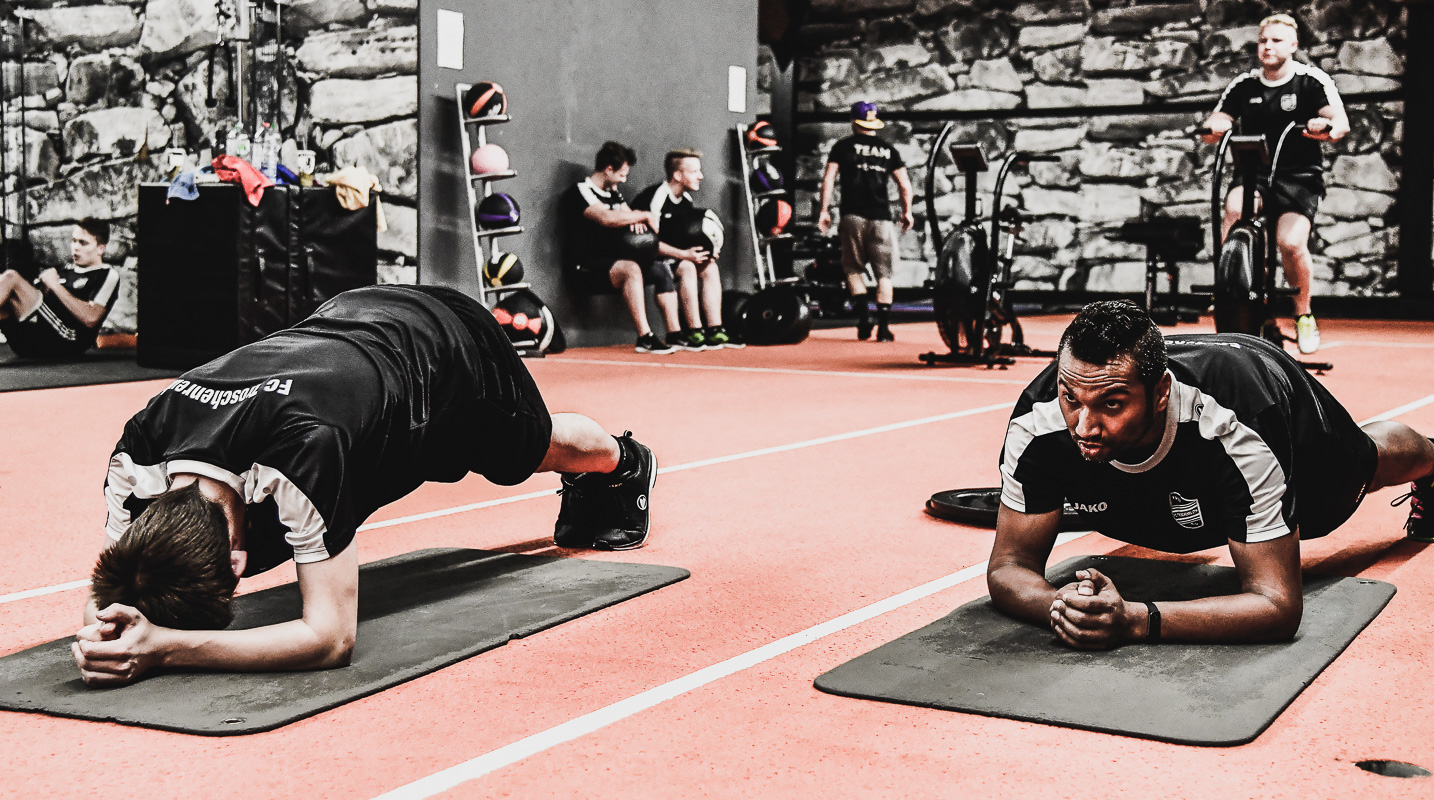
[470,143,510,175]
[736,285,811,345]
[746,120,779,149]
[483,252,524,287]
[755,198,792,237]
[463,81,507,118]
[749,156,783,193]
[698,209,724,256]
[491,289,557,352]
[476,192,521,228]
[615,227,659,265]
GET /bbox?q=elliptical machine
[919,122,1060,368]
[1196,124,1332,372]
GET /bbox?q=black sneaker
[635,333,676,354]
[876,327,895,343]
[666,329,709,351]
[856,319,872,341]
[1393,475,1434,543]
[552,432,656,550]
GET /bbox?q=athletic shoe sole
[592,445,657,551]
[636,346,677,355]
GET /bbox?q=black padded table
[0,548,688,735]
[815,555,1395,746]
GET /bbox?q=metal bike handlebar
[924,121,955,251]
[1209,129,1234,264]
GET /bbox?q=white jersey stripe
[1213,70,1258,115]
[1175,380,1290,540]
[1294,61,1344,114]
[999,398,1068,513]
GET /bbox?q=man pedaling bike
[1199,12,1348,355]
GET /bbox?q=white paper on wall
[437,9,463,70]
[728,66,747,113]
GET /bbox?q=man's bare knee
[609,261,640,288]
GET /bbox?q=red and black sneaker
[1393,475,1434,543]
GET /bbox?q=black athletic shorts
[576,254,676,295]
[0,293,95,359]
[1229,171,1325,223]
[1294,390,1379,541]
[409,285,553,486]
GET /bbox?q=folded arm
[73,545,359,686]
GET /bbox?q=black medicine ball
[463,81,507,118]
[483,252,524,287]
[749,156,783,193]
[491,289,556,351]
[476,192,521,228]
[615,228,659,265]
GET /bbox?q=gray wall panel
[419,0,759,345]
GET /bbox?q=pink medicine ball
[470,143,510,175]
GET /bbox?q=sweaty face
[1056,352,1163,463]
[674,158,703,192]
[71,227,105,267]
[1257,24,1298,69]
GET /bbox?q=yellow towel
[323,165,388,232]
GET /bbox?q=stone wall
[772,0,1406,297]
[6,0,418,334]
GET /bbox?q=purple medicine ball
[476,192,521,228]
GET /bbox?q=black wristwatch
[1143,601,1162,642]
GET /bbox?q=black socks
[876,303,891,329]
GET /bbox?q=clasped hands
[1048,567,1146,650]
[72,604,164,687]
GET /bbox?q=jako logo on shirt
[1070,500,1107,513]
[1170,492,1204,529]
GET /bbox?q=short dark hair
[1058,300,1168,390]
[90,482,238,630]
[76,218,110,246]
[595,141,637,172]
[664,148,702,178]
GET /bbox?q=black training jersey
[560,178,627,264]
[105,286,494,576]
[1212,62,1343,177]
[826,134,904,221]
[631,183,698,247]
[53,263,120,310]
[1000,334,1358,553]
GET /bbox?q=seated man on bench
[631,149,741,351]
[560,141,683,355]
[0,219,118,359]
[989,300,1434,648]
[72,285,658,687]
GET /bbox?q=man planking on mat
[72,285,658,687]
[988,301,1434,649]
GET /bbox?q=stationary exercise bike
[919,122,1059,368]
[1196,124,1332,372]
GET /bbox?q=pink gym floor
[2,314,1433,799]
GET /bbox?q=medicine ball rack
[734,123,793,291]
[456,82,526,308]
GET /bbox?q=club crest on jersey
[1170,492,1204,529]
[1280,93,1297,112]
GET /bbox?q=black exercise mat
[0,348,180,392]
[0,548,688,735]
[814,555,1394,746]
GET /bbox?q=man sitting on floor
[988,301,1434,648]
[72,285,658,687]
[631,149,742,351]
[560,141,683,355]
[0,219,119,359]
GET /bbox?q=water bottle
[227,120,251,163]
[256,122,280,180]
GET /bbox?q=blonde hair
[1260,13,1299,34]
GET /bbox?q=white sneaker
[1296,314,1320,354]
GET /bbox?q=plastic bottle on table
[256,122,280,180]
[226,120,251,163]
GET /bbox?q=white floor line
[372,531,1090,800]
[1321,340,1434,351]
[0,401,1017,606]
[372,392,1434,799]
[542,357,1030,385]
